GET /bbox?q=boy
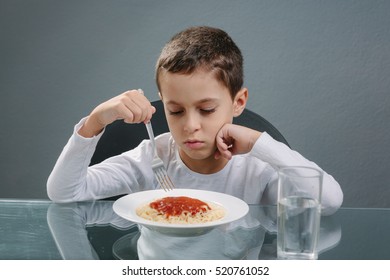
[47,26,343,215]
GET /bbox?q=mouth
[184,139,205,149]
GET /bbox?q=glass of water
[277,166,323,260]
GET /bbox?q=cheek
[205,114,233,135]
[165,116,182,136]
[206,121,224,133]
[215,109,234,126]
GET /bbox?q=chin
[182,149,215,161]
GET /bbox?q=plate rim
[112,189,249,230]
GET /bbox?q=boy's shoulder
[155,132,173,143]
[154,132,175,161]
[155,132,175,151]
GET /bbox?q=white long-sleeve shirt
[47,118,343,215]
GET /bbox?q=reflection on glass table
[1,200,390,260]
[46,201,341,260]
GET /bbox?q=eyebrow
[166,98,219,106]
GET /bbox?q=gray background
[1,0,389,208]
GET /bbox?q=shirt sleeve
[47,118,155,202]
[251,132,343,215]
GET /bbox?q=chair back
[234,108,289,147]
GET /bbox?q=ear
[233,88,248,117]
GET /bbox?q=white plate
[113,189,249,236]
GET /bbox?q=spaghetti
[136,196,225,224]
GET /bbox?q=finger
[144,105,156,123]
[121,90,151,123]
[121,98,144,123]
[216,131,233,151]
[136,88,156,123]
[215,138,232,160]
[116,103,135,123]
[136,89,157,123]
[215,147,232,160]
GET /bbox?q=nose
[183,112,201,134]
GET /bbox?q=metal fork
[145,121,175,191]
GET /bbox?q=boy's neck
[178,149,229,175]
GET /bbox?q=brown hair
[155,26,243,99]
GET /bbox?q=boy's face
[159,69,246,172]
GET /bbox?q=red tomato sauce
[150,196,211,217]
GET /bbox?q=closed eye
[168,110,184,116]
[200,108,216,114]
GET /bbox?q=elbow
[46,182,63,203]
[46,175,57,201]
[320,174,344,216]
[47,189,74,203]
[321,188,344,216]
[47,188,61,203]
[46,175,72,203]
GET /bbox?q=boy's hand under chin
[215,124,262,160]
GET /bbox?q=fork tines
[154,168,175,191]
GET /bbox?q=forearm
[47,118,103,202]
[253,133,343,215]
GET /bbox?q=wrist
[78,115,105,138]
[249,130,262,150]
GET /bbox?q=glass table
[1,199,389,260]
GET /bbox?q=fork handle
[145,122,157,155]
